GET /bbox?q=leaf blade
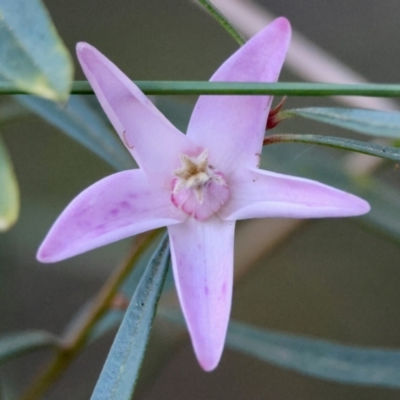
[226,320,400,388]
[285,107,400,139]
[264,133,400,161]
[0,331,59,365]
[90,235,170,400]
[0,136,18,231]
[0,0,73,101]
[17,95,135,171]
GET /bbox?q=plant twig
[197,0,245,45]
[3,81,400,96]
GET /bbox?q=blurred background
[2,0,400,398]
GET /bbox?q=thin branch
[4,81,400,96]
[196,0,245,45]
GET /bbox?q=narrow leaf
[0,331,59,365]
[264,133,400,161]
[160,310,400,388]
[197,0,245,45]
[285,107,400,139]
[0,137,18,231]
[17,95,135,171]
[90,235,170,400]
[226,320,400,388]
[0,0,73,101]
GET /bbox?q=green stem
[197,0,245,45]
[18,230,162,400]
[4,81,400,96]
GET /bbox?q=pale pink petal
[38,170,186,263]
[76,43,198,181]
[168,217,235,371]
[220,168,370,220]
[187,17,291,174]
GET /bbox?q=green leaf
[284,107,400,139]
[17,95,135,171]
[88,255,155,343]
[197,0,245,45]
[0,136,18,231]
[0,0,73,101]
[90,235,170,400]
[0,331,59,365]
[264,134,400,161]
[226,320,400,388]
[160,310,400,388]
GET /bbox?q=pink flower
[37,18,369,371]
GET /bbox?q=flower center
[171,149,230,221]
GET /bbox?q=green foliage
[226,320,400,388]
[0,136,18,231]
[265,134,400,162]
[0,0,73,101]
[285,107,400,138]
[17,95,135,171]
[0,331,59,365]
[162,310,400,388]
[90,235,170,400]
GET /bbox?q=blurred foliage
[284,107,400,139]
[226,320,400,388]
[0,136,18,231]
[0,0,73,101]
[0,331,59,365]
[162,309,400,388]
[264,133,400,162]
[17,95,134,171]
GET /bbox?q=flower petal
[38,170,186,263]
[186,17,291,174]
[168,217,235,371]
[76,43,197,180]
[220,168,370,220]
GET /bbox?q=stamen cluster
[171,149,230,220]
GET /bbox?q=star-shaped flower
[37,18,370,371]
